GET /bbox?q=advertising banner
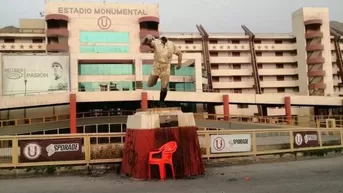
[19,138,83,163]
[210,134,252,153]
[2,55,70,95]
[293,131,319,148]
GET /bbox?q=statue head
[160,36,168,44]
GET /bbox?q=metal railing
[0,28,45,34]
[0,127,342,168]
[1,109,342,128]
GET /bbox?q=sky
[0,0,342,33]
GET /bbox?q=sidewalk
[1,156,343,193]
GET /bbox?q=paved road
[1,156,343,193]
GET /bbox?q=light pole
[24,79,27,95]
[24,68,27,95]
[24,69,27,118]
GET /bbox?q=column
[194,53,203,92]
[135,58,143,90]
[141,92,148,110]
[284,96,292,125]
[223,95,229,121]
[69,93,77,133]
[0,53,3,95]
[69,55,79,93]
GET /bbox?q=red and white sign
[23,143,42,160]
[212,137,225,151]
[210,134,252,153]
[293,131,319,148]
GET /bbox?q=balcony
[0,43,45,51]
[211,69,251,76]
[45,14,69,22]
[307,57,325,64]
[177,44,202,51]
[138,16,159,23]
[139,30,159,38]
[306,44,324,51]
[0,28,45,37]
[305,31,323,39]
[210,56,251,64]
[256,56,296,63]
[260,80,298,88]
[307,70,325,77]
[213,81,254,89]
[304,19,322,26]
[308,83,326,89]
[46,43,69,52]
[46,28,69,37]
[259,68,297,76]
[254,44,295,51]
[207,44,249,51]
[211,68,297,77]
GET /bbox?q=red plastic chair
[148,141,177,181]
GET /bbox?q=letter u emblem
[23,143,41,160]
[28,146,38,157]
[216,140,223,149]
[97,16,111,30]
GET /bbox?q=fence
[0,28,45,34]
[1,109,342,128]
[0,127,342,168]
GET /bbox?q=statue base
[120,107,205,180]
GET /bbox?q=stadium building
[0,0,343,135]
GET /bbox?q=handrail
[0,28,45,34]
[1,109,343,128]
[0,128,342,168]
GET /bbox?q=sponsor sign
[2,55,70,95]
[293,131,319,148]
[20,138,83,163]
[210,134,251,153]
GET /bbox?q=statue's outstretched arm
[173,44,182,69]
[141,35,156,49]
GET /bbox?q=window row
[79,31,130,43]
[209,51,297,57]
[221,87,299,93]
[78,64,135,75]
[212,75,299,82]
[211,63,297,69]
[182,39,296,44]
[142,64,195,76]
[78,64,195,76]
[78,82,196,92]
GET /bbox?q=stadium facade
[0,1,343,133]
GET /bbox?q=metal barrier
[2,109,343,128]
[0,28,45,34]
[0,110,135,127]
[0,127,342,168]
